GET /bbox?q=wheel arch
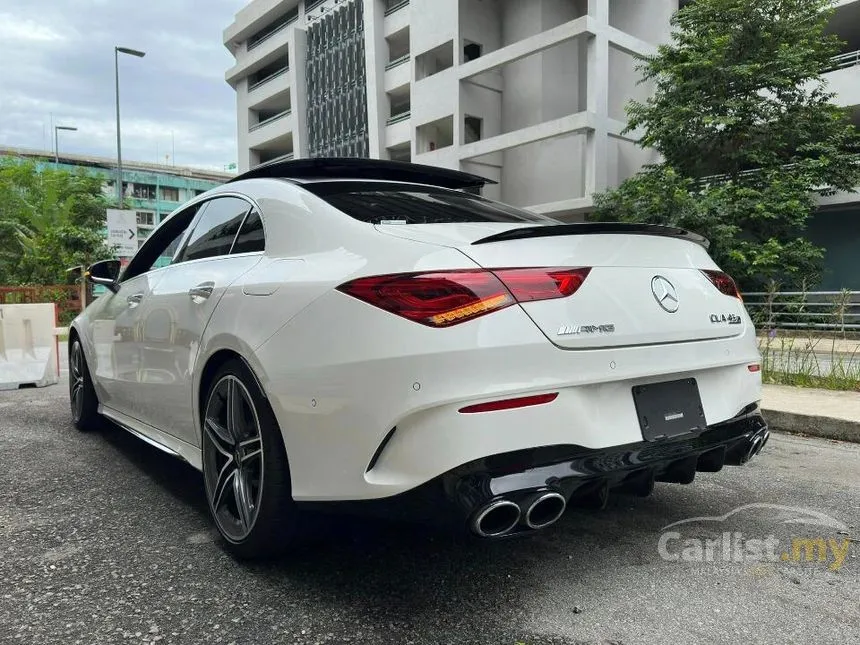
[195,347,271,443]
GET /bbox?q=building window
[136,211,155,226]
[247,7,298,50]
[132,184,156,200]
[415,41,454,80]
[464,41,482,63]
[416,115,454,153]
[194,189,206,196]
[161,186,179,202]
[248,58,289,90]
[464,115,483,144]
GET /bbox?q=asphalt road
[2,378,859,645]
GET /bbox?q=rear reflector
[748,364,761,373]
[459,392,559,414]
[701,269,742,300]
[337,267,591,327]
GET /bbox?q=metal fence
[742,290,860,332]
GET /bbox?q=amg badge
[558,324,616,336]
[710,313,742,325]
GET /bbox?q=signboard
[106,209,138,257]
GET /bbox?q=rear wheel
[69,338,100,431]
[202,359,296,559]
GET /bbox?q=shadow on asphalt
[90,414,695,633]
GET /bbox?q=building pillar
[290,28,309,158]
[586,0,610,196]
[363,0,387,158]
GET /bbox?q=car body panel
[70,169,762,511]
[255,286,761,501]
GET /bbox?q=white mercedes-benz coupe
[69,158,768,558]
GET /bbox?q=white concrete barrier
[0,303,60,390]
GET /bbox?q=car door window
[231,210,265,254]
[120,204,201,281]
[176,197,250,262]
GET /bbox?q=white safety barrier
[0,303,61,390]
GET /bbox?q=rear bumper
[297,406,769,534]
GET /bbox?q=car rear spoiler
[227,157,496,190]
[471,222,710,249]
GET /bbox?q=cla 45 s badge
[710,313,743,325]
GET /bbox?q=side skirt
[99,405,203,471]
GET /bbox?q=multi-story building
[810,0,860,289]
[224,0,681,220]
[0,147,235,250]
[224,0,860,284]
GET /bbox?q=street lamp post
[114,46,146,207]
[54,125,77,165]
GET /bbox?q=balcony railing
[385,54,409,71]
[249,109,291,132]
[247,13,297,51]
[264,152,295,164]
[248,67,289,92]
[384,0,409,16]
[825,50,860,72]
[387,111,411,125]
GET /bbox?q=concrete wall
[825,66,860,109]
[608,0,677,45]
[409,0,458,57]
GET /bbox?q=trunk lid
[375,223,747,349]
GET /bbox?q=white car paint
[72,175,762,504]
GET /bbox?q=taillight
[337,267,591,327]
[701,269,742,300]
[492,267,591,302]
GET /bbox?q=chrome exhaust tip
[471,499,521,538]
[524,492,566,530]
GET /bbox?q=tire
[201,359,297,559]
[69,338,100,431]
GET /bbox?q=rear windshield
[308,182,556,225]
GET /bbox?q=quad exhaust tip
[524,492,567,530]
[471,499,521,538]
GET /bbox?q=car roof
[226,157,496,190]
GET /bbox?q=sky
[0,0,247,171]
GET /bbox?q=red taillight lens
[701,269,742,300]
[337,267,591,327]
[336,270,515,327]
[492,267,592,302]
[459,392,559,414]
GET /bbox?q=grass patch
[760,333,860,391]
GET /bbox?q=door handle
[189,282,214,301]
[127,293,144,307]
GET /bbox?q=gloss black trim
[365,426,397,473]
[471,222,709,248]
[297,407,767,533]
[227,157,495,189]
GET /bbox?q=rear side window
[309,183,555,225]
[178,197,250,262]
[231,210,265,254]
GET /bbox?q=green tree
[593,0,860,290]
[0,157,116,285]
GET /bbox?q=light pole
[54,125,77,165]
[114,46,146,207]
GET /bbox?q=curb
[763,408,860,443]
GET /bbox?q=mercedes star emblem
[651,275,679,313]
